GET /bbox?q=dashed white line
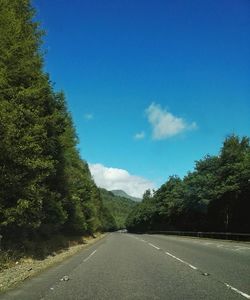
[234,246,250,251]
[224,283,250,299]
[83,249,97,262]
[148,243,160,250]
[165,251,198,270]
[131,235,250,299]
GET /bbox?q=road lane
[1,233,249,300]
[137,233,250,297]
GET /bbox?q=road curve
[1,233,249,300]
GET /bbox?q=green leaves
[126,135,250,233]
[0,0,114,241]
[100,188,136,230]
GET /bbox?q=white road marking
[224,283,250,299]
[234,246,250,251]
[83,250,97,262]
[165,251,198,270]
[148,243,160,250]
[132,235,250,299]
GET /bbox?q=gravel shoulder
[0,233,107,293]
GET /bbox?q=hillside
[100,189,137,229]
[111,190,141,202]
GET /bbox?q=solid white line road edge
[83,249,97,262]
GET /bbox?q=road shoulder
[0,233,107,293]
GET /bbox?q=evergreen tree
[0,0,115,242]
[0,0,67,238]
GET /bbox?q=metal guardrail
[146,231,250,241]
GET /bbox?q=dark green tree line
[0,0,114,243]
[126,135,250,233]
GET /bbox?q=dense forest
[126,135,250,233]
[0,0,117,246]
[100,189,136,229]
[111,190,141,202]
[1,0,249,250]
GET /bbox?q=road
[1,233,250,299]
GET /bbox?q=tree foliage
[0,0,114,242]
[100,188,136,229]
[126,135,250,233]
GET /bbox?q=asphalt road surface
[1,233,250,300]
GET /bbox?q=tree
[208,135,250,232]
[0,0,115,242]
[0,0,67,238]
[126,135,250,233]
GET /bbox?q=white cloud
[89,163,155,198]
[146,103,197,140]
[134,131,145,140]
[84,113,93,120]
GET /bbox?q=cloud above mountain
[89,163,155,198]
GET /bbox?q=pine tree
[0,0,66,238]
[0,0,119,242]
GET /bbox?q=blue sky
[34,0,250,197]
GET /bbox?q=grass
[0,233,106,293]
[0,234,88,272]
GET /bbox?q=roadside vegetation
[100,189,136,229]
[0,0,119,271]
[126,135,250,233]
[1,0,249,278]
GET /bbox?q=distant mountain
[111,190,141,202]
[99,189,137,229]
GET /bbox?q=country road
[1,233,250,300]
